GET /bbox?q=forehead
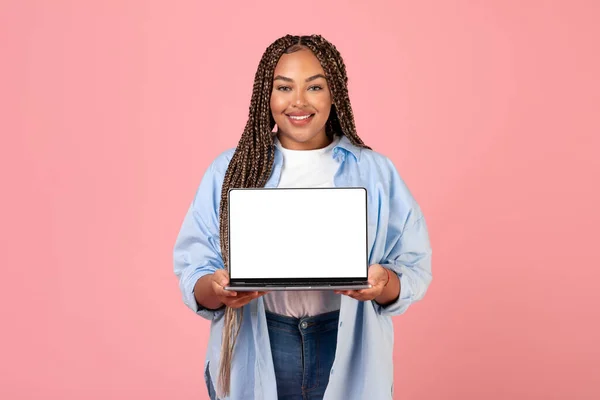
[273,48,325,77]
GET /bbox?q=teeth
[289,114,312,120]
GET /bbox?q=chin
[289,133,316,142]
[283,131,320,143]
[284,125,326,138]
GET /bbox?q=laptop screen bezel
[227,187,369,283]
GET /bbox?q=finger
[361,280,386,294]
[347,294,364,302]
[230,291,269,307]
[213,269,230,281]
[347,289,373,301]
[367,277,385,287]
[230,291,261,300]
[252,291,266,300]
[240,290,260,297]
[212,281,237,297]
[249,291,270,299]
[214,284,237,298]
[358,290,381,302]
[358,288,377,296]
[338,290,365,301]
[349,290,365,298]
[218,277,231,288]
[229,294,259,308]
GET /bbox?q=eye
[276,86,292,92]
[308,85,323,91]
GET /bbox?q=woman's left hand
[335,264,389,301]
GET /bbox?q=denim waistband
[265,310,340,335]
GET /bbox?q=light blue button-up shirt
[174,135,432,400]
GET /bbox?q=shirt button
[339,321,343,327]
[300,321,308,329]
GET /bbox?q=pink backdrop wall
[1,1,599,399]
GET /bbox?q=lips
[286,113,315,126]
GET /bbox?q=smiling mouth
[287,114,315,120]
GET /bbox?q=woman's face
[270,48,332,150]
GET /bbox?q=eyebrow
[273,74,327,83]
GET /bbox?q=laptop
[225,187,371,291]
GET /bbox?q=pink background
[1,1,599,399]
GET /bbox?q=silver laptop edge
[225,187,370,291]
[225,284,371,291]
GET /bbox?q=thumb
[369,270,385,287]
[214,270,229,286]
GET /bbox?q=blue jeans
[266,310,339,400]
[206,310,339,400]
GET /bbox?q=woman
[174,34,432,400]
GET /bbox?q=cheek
[314,92,332,114]
[270,93,287,115]
[316,99,332,118]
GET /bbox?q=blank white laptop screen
[228,188,367,280]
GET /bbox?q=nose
[292,90,307,107]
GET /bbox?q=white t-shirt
[262,136,342,318]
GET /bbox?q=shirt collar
[272,134,362,162]
[334,134,362,161]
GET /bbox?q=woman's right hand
[211,269,268,309]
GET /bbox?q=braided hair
[217,34,370,397]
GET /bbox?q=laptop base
[224,283,371,291]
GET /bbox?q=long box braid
[216,34,370,397]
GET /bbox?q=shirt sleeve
[374,158,433,317]
[173,159,227,320]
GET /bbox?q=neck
[277,131,332,151]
